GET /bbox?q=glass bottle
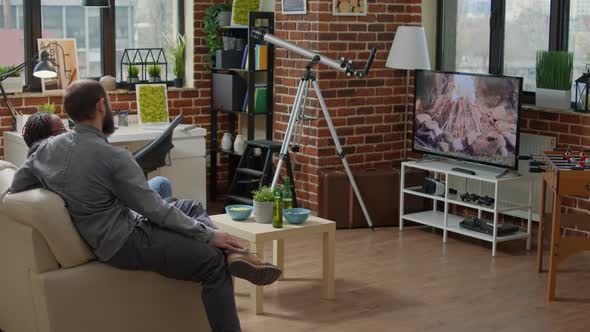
[273,187,283,228]
[283,177,293,210]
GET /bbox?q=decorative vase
[3,77,23,94]
[218,11,232,26]
[536,88,571,110]
[253,201,273,224]
[233,134,247,155]
[174,78,183,88]
[221,133,233,151]
[99,75,117,91]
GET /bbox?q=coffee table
[211,214,336,314]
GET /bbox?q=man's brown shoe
[227,253,282,286]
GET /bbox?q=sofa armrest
[0,215,60,332]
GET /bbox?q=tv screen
[413,70,522,170]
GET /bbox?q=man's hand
[213,232,245,251]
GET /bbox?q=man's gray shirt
[9,124,215,261]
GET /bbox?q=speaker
[423,178,445,196]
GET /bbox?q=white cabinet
[3,125,207,207]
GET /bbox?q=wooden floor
[231,227,590,332]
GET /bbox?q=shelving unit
[210,12,275,200]
[400,160,533,256]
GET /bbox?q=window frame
[436,0,572,104]
[22,0,185,91]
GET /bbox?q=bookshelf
[210,11,275,201]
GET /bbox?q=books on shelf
[255,45,268,70]
[241,84,267,113]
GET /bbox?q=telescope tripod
[270,56,375,229]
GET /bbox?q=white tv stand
[400,159,533,256]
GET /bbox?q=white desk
[3,125,208,207]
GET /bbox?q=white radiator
[507,133,556,221]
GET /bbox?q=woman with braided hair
[21,112,173,199]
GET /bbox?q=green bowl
[283,208,310,225]
[225,205,253,221]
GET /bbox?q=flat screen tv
[413,70,523,170]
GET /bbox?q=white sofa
[0,161,210,332]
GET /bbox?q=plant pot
[149,77,161,83]
[536,88,571,110]
[3,77,23,94]
[253,201,274,224]
[128,77,139,84]
[174,78,184,88]
[218,11,231,27]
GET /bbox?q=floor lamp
[386,26,431,161]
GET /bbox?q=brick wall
[520,108,590,214]
[273,0,422,211]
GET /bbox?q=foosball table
[528,149,590,301]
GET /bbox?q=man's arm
[110,149,216,245]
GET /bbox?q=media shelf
[400,160,533,256]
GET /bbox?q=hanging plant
[203,3,232,70]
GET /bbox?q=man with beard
[8,80,281,332]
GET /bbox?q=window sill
[521,104,590,117]
[4,87,197,99]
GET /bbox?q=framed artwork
[333,0,367,16]
[231,0,261,26]
[36,38,79,93]
[136,84,170,126]
[282,0,306,14]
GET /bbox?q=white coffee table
[211,214,336,314]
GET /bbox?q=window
[441,0,491,74]
[437,0,580,100]
[569,0,590,98]
[41,1,103,78]
[115,0,179,81]
[0,2,24,67]
[503,0,551,91]
[19,0,184,87]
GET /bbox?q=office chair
[133,115,184,178]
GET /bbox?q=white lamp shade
[386,26,431,70]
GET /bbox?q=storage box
[319,168,431,229]
[212,73,247,112]
[215,50,244,69]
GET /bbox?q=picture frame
[333,0,367,16]
[36,38,80,93]
[136,84,170,127]
[282,0,307,15]
[231,0,261,26]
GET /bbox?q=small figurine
[564,151,571,161]
[579,151,586,162]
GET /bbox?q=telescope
[251,27,377,229]
[251,28,377,78]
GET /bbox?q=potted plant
[147,64,161,83]
[167,33,186,88]
[39,103,56,113]
[127,65,140,83]
[203,3,232,70]
[252,186,274,224]
[536,50,574,110]
[0,65,23,94]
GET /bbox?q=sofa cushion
[2,188,95,268]
[0,161,17,193]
